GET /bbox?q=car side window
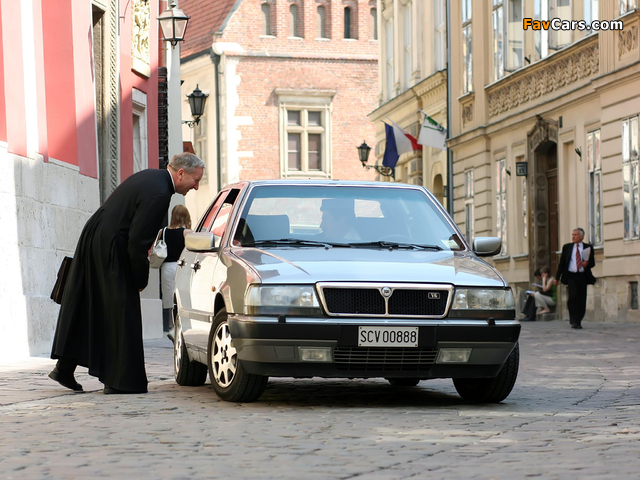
[197,192,228,233]
[206,189,241,238]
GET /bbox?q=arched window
[261,3,271,35]
[370,7,377,40]
[344,7,352,39]
[290,4,300,37]
[317,5,327,38]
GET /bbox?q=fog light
[299,347,333,362]
[436,348,472,364]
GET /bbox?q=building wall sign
[516,161,527,176]
[132,0,151,77]
[487,40,599,117]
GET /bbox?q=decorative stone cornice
[486,36,599,118]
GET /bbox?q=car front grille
[334,347,438,371]
[321,286,450,317]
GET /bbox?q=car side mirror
[185,232,220,252]
[472,237,502,257]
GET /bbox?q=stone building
[178,0,379,220]
[0,0,166,361]
[448,0,640,322]
[369,0,449,208]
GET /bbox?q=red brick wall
[214,0,379,182]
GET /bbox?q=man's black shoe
[571,324,583,329]
[48,367,83,392]
[103,386,148,395]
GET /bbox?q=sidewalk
[0,338,175,406]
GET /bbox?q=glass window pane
[288,110,301,125]
[595,171,602,244]
[623,120,630,161]
[623,163,631,238]
[507,0,523,70]
[493,7,504,80]
[318,6,326,38]
[463,25,473,93]
[308,134,321,170]
[290,4,299,37]
[632,117,639,158]
[344,7,351,38]
[288,133,301,170]
[633,161,640,238]
[587,132,594,171]
[262,3,271,35]
[595,130,601,170]
[462,0,472,23]
[308,111,321,126]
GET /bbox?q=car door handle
[191,260,201,271]
[177,258,186,267]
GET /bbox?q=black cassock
[51,169,175,392]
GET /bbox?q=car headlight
[244,285,323,316]
[450,288,515,310]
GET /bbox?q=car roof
[226,179,426,189]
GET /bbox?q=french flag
[382,118,422,170]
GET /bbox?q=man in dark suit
[49,153,204,394]
[555,228,596,329]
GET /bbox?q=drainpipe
[212,52,222,193]
[446,0,453,216]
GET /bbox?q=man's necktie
[575,246,581,271]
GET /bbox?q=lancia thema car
[172,180,520,403]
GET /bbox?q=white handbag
[149,228,168,268]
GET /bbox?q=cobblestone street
[1,319,639,479]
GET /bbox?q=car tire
[208,308,268,402]
[386,378,420,386]
[174,314,208,387]
[452,342,519,403]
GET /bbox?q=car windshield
[233,185,465,251]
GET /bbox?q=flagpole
[446,0,453,216]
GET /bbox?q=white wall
[0,145,99,362]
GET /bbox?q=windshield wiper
[347,241,443,251]
[242,238,351,248]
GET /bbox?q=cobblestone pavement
[1,319,639,479]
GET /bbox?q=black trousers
[565,272,588,326]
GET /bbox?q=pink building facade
[0,0,163,360]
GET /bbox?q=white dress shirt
[568,242,584,273]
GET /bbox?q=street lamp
[183,85,208,127]
[357,141,394,177]
[158,1,190,48]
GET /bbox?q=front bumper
[228,314,521,379]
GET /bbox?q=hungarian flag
[418,111,447,150]
[382,118,422,169]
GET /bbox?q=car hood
[230,247,505,287]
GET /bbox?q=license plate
[358,326,419,347]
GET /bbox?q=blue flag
[382,123,399,169]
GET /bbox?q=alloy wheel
[211,321,237,388]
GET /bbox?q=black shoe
[571,324,583,329]
[48,367,83,392]
[103,386,147,395]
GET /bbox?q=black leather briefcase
[50,256,73,305]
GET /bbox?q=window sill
[493,255,511,262]
[315,38,330,41]
[512,253,529,260]
[259,35,276,39]
[343,38,358,41]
